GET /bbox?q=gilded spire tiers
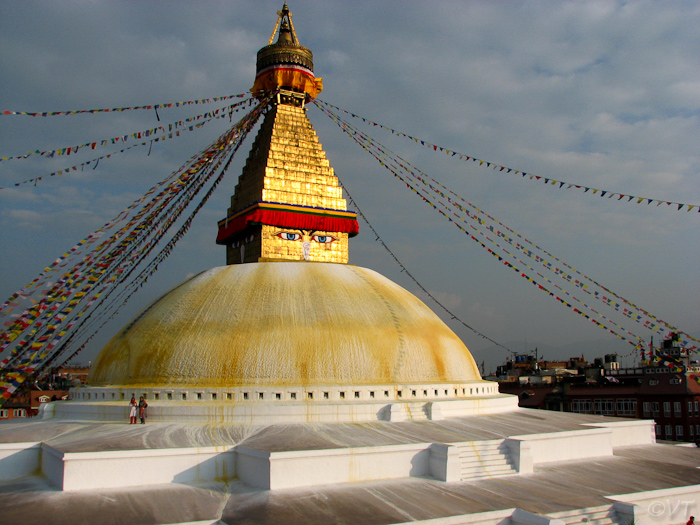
[216,5,357,264]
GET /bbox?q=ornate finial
[253,4,323,99]
[268,2,298,46]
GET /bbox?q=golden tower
[216,3,357,265]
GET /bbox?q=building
[2,5,700,525]
[495,338,700,443]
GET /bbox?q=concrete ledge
[431,395,520,419]
[0,442,41,481]
[42,443,235,491]
[504,438,534,474]
[53,394,519,425]
[393,507,516,524]
[393,507,564,525]
[608,484,700,525]
[584,418,656,447]
[238,442,432,490]
[511,508,565,525]
[510,427,613,464]
[429,443,462,482]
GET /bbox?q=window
[670,378,682,385]
[664,402,671,417]
[243,392,249,400]
[593,399,615,416]
[13,409,25,417]
[181,393,187,400]
[167,392,173,400]
[369,391,374,399]
[691,426,695,439]
[307,392,313,400]
[275,393,281,400]
[0,410,7,418]
[258,392,264,400]
[211,393,216,401]
[652,402,660,416]
[616,398,637,416]
[570,399,592,413]
[665,425,673,439]
[196,392,202,400]
[695,401,699,416]
[655,425,661,437]
[643,402,651,417]
[226,393,232,400]
[674,402,682,417]
[384,391,389,398]
[676,425,683,440]
[689,401,694,415]
[354,391,360,399]
[154,393,160,400]
[291,392,297,400]
[649,379,659,386]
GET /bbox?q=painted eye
[276,232,302,241]
[312,235,336,244]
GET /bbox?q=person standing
[687,517,695,525]
[138,396,148,424]
[128,396,137,424]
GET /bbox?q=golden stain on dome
[88,263,481,388]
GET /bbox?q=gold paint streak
[89,263,480,388]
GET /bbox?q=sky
[0,1,698,374]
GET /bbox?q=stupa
[3,6,698,525]
[68,2,513,425]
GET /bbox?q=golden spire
[217,5,356,265]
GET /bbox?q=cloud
[0,0,698,366]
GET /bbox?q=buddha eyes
[275,232,336,243]
[312,235,336,244]
[277,232,302,241]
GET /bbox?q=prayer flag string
[315,99,699,215]
[1,93,248,117]
[0,93,274,405]
[0,98,255,162]
[0,101,256,189]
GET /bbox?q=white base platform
[2,417,654,492]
